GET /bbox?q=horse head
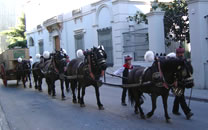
[84,46,107,77]
[157,57,194,96]
[175,59,194,89]
[52,49,68,74]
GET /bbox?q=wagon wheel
[1,64,7,86]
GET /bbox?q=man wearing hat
[114,55,133,106]
[172,46,194,120]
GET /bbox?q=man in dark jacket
[172,46,194,120]
[114,56,133,106]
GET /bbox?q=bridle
[85,48,107,79]
[156,59,178,89]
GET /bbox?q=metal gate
[98,27,113,66]
[123,28,149,61]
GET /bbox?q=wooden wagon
[0,48,29,86]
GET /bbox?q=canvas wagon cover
[0,48,29,70]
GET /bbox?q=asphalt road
[0,77,208,130]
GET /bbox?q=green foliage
[0,13,27,48]
[7,40,27,49]
[127,11,148,24]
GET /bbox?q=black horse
[128,56,194,122]
[32,56,47,91]
[16,60,32,88]
[42,50,68,99]
[66,46,107,110]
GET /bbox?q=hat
[125,55,132,61]
[176,46,185,54]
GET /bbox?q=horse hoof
[78,99,81,104]
[146,113,152,118]
[66,88,70,93]
[80,104,86,107]
[29,86,32,88]
[72,99,77,104]
[62,98,66,101]
[166,119,171,123]
[99,106,104,110]
[134,111,139,114]
[140,114,146,119]
[39,89,42,92]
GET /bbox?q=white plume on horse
[18,57,22,63]
[144,50,154,62]
[36,54,41,59]
[77,49,84,58]
[62,49,67,54]
[29,58,33,63]
[43,51,50,59]
[98,45,105,50]
[167,52,176,58]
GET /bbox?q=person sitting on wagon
[113,55,133,106]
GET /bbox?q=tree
[127,11,148,24]
[160,0,189,45]
[0,13,27,49]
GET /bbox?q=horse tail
[128,88,135,106]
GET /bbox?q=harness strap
[52,59,59,73]
[87,55,95,79]
[157,61,169,89]
[139,67,148,85]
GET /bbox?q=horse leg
[134,104,139,114]
[65,79,70,93]
[52,82,56,97]
[162,94,171,123]
[22,76,26,88]
[46,79,51,95]
[28,74,32,88]
[147,94,157,118]
[39,77,43,92]
[34,76,38,89]
[17,79,19,86]
[78,83,81,103]
[135,92,145,119]
[95,86,104,110]
[80,86,86,107]
[60,80,65,100]
[71,81,77,103]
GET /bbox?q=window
[38,40,44,55]
[29,37,34,46]
[74,34,84,55]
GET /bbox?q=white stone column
[147,10,165,54]
[188,0,208,89]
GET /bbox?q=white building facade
[188,0,208,89]
[26,0,151,67]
